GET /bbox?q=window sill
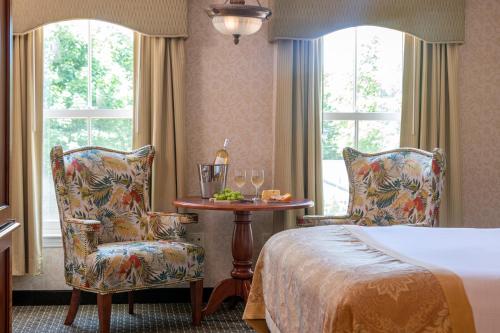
[43,235,63,248]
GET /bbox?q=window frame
[323,112,401,148]
[322,27,403,149]
[321,26,403,216]
[42,20,134,245]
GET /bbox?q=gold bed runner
[243,226,476,333]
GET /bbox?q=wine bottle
[214,138,229,165]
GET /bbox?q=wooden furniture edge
[0,222,18,239]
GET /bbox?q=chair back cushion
[51,145,155,243]
[343,147,446,227]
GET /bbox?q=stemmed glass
[251,169,264,201]
[234,169,246,190]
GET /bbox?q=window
[42,20,134,238]
[322,26,403,215]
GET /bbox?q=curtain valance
[13,0,188,37]
[268,0,465,43]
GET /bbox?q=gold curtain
[274,39,324,229]
[133,33,186,211]
[11,29,43,275]
[401,35,461,227]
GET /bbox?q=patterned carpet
[13,303,255,332]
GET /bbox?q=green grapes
[213,188,244,200]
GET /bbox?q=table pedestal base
[202,211,253,317]
[202,278,252,316]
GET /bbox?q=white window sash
[44,109,133,118]
[323,112,401,122]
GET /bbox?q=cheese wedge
[261,189,280,200]
[270,193,292,202]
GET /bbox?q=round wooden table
[173,197,314,317]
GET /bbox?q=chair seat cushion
[85,240,204,292]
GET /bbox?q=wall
[459,0,500,228]
[14,0,500,289]
[14,0,275,290]
[183,0,275,287]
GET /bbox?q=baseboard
[13,288,214,306]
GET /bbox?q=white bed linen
[346,225,500,333]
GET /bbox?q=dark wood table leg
[202,211,253,316]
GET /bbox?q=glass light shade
[211,16,263,36]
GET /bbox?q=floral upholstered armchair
[297,147,446,228]
[50,145,204,333]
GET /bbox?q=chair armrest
[65,218,101,254]
[296,215,352,228]
[147,212,198,241]
[406,222,433,227]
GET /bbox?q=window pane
[91,21,133,110]
[323,29,355,113]
[42,20,134,238]
[44,21,89,110]
[42,118,89,234]
[358,120,400,153]
[356,26,403,113]
[44,118,89,152]
[322,26,403,216]
[322,120,354,160]
[90,118,133,151]
[322,120,354,215]
[323,160,350,215]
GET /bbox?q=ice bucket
[198,164,229,199]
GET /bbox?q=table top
[173,197,314,212]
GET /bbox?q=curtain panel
[268,0,465,43]
[400,35,462,227]
[133,33,186,212]
[13,0,188,37]
[274,39,323,229]
[11,29,43,275]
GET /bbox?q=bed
[243,225,500,333]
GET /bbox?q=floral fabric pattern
[147,212,197,241]
[62,218,101,287]
[53,146,154,243]
[343,147,446,227]
[85,240,204,292]
[50,145,203,293]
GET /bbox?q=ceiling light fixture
[206,0,272,45]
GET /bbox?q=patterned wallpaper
[459,0,500,227]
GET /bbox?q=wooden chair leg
[190,280,203,326]
[64,288,81,326]
[128,291,134,314]
[97,294,112,333]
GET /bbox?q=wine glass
[234,169,246,190]
[251,169,265,201]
